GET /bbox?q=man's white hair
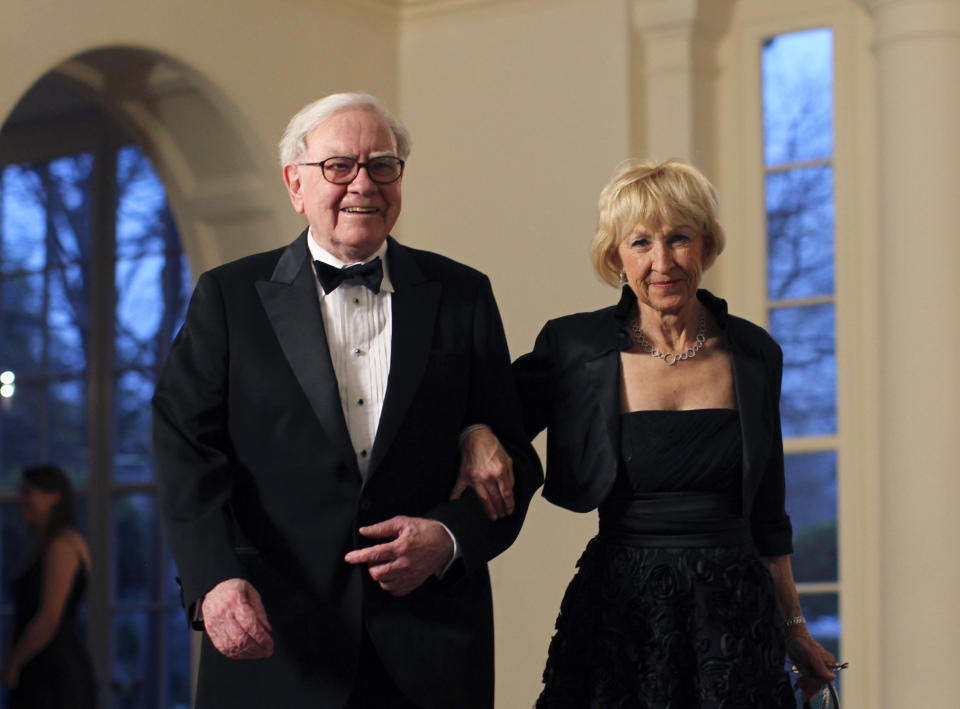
[277,92,412,167]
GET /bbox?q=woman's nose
[651,242,672,270]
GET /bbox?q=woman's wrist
[783,615,806,631]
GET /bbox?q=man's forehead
[305,108,397,155]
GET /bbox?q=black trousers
[346,630,422,709]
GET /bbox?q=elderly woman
[460,159,837,707]
[1,464,95,708]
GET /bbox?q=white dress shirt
[307,231,459,572]
[308,231,392,480]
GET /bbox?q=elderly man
[153,93,542,709]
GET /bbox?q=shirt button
[356,398,364,406]
[352,348,362,356]
[360,449,368,458]
[353,298,360,305]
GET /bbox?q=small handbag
[791,662,847,709]
[794,681,840,709]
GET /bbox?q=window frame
[711,2,880,706]
[0,109,190,709]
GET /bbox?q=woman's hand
[787,626,837,700]
[450,426,515,520]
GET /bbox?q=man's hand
[344,516,454,596]
[450,426,515,520]
[200,578,274,660]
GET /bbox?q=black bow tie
[313,257,383,294]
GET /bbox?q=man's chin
[313,230,389,262]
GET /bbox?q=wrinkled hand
[451,426,515,520]
[788,627,837,701]
[344,516,454,596]
[201,578,274,660]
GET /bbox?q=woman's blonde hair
[591,158,726,286]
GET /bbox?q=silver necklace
[629,311,706,366]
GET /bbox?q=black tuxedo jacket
[153,232,542,709]
[513,287,792,556]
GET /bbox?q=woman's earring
[618,271,626,285]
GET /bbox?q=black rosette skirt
[535,537,795,709]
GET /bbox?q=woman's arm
[761,554,838,696]
[1,535,81,687]
[451,320,558,520]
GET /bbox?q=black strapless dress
[8,552,96,709]
[536,409,794,709]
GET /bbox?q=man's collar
[307,228,394,293]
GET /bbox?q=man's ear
[283,164,305,213]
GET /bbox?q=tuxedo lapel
[367,239,441,478]
[255,231,359,475]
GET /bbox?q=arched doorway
[0,47,279,709]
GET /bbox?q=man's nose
[347,164,377,193]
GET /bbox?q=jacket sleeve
[152,271,246,615]
[511,321,559,441]
[425,277,544,574]
[748,340,794,556]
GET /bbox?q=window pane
[116,146,171,260]
[0,273,44,377]
[1,157,94,270]
[1,164,48,274]
[0,378,44,485]
[165,609,192,709]
[114,370,155,483]
[765,166,834,300]
[762,28,833,166]
[47,264,89,374]
[48,378,89,483]
[114,493,158,603]
[785,451,837,583]
[799,592,840,659]
[112,611,159,709]
[47,154,94,266]
[769,304,836,436]
[116,254,190,369]
[115,146,190,370]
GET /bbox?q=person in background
[459,159,838,707]
[1,463,95,709]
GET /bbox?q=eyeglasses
[791,662,848,709]
[295,155,404,184]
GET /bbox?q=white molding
[338,0,521,20]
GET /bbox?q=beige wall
[399,3,630,701]
[2,0,959,706]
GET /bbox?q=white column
[860,0,960,705]
[631,0,732,165]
